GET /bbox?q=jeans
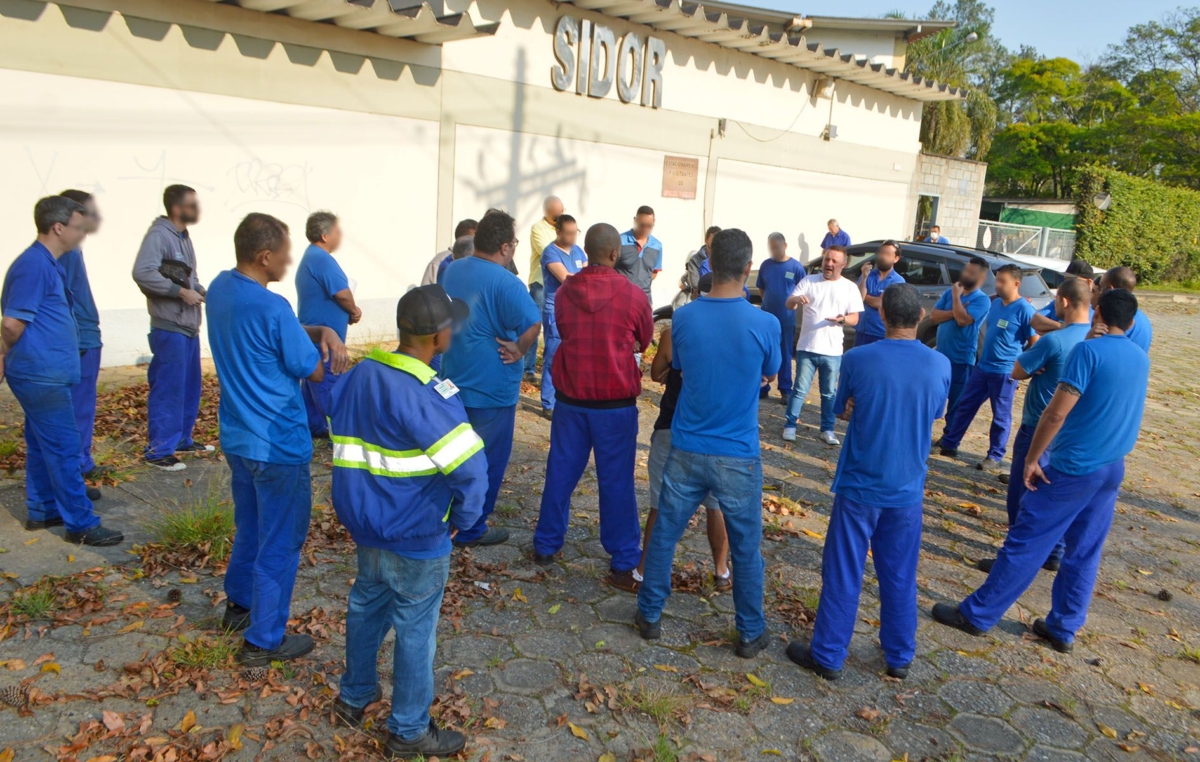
[638,447,765,641]
[761,316,795,397]
[939,368,1016,462]
[785,350,842,433]
[524,282,544,376]
[455,405,516,543]
[145,329,202,459]
[70,347,102,474]
[224,454,313,650]
[533,402,641,571]
[945,362,973,419]
[1007,424,1063,565]
[540,297,561,411]
[302,357,342,437]
[8,377,100,533]
[647,429,714,510]
[341,548,450,740]
[810,495,922,671]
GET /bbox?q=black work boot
[384,721,466,759]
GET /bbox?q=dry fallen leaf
[40,662,61,675]
[179,709,197,733]
[761,751,783,756]
[855,707,882,722]
[653,664,678,673]
[770,697,795,705]
[801,529,824,539]
[23,537,38,546]
[746,673,769,689]
[512,588,527,603]
[3,660,26,671]
[599,755,616,762]
[1116,743,1140,752]
[83,756,117,762]
[567,721,588,740]
[0,749,12,762]
[117,620,144,634]
[1098,722,1118,739]
[102,710,125,732]
[229,723,244,751]
[451,668,475,680]
[548,604,562,615]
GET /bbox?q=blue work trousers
[761,316,795,397]
[455,405,516,543]
[540,299,561,411]
[145,329,202,459]
[959,461,1123,644]
[785,350,841,432]
[302,357,342,437]
[341,547,449,741]
[945,362,973,419]
[224,454,313,650]
[70,347,102,474]
[638,448,765,641]
[939,367,1016,461]
[9,377,100,533]
[524,282,544,376]
[533,402,641,571]
[810,495,923,671]
[1007,423,1063,565]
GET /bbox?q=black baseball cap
[396,284,469,336]
[698,273,714,293]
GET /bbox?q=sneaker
[83,465,114,480]
[714,570,732,593]
[532,551,557,566]
[1032,618,1073,654]
[222,602,251,632]
[998,473,1010,485]
[145,455,186,472]
[384,721,466,759]
[64,525,124,547]
[782,427,797,442]
[735,630,770,659]
[634,610,661,640]
[607,569,641,594]
[939,446,959,458]
[176,442,216,454]
[820,431,840,447]
[976,458,1004,473]
[1042,558,1061,573]
[86,486,102,501]
[930,602,985,636]
[333,684,382,728]
[453,527,509,548]
[785,641,841,680]
[886,662,912,680]
[237,634,315,667]
[975,558,996,574]
[25,516,64,531]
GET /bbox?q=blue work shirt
[1017,322,1089,427]
[671,297,780,459]
[923,235,950,244]
[1037,300,1093,326]
[820,229,851,249]
[442,256,540,409]
[832,339,951,507]
[295,244,351,342]
[540,243,586,304]
[1,242,80,385]
[206,269,321,465]
[437,256,454,285]
[934,288,991,366]
[978,297,1036,375]
[856,267,906,338]
[755,258,807,318]
[1127,308,1152,353]
[1052,334,1149,475]
[617,231,663,302]
[59,249,101,350]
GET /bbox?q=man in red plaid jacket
[531,222,654,593]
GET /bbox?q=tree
[1105,7,1200,114]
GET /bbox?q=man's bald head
[585,223,622,267]
[1104,266,1137,292]
[543,195,563,221]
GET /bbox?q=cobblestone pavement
[0,300,1197,761]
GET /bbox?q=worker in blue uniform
[787,284,950,680]
[932,289,1150,653]
[330,284,486,760]
[206,213,349,666]
[1091,267,1152,353]
[853,240,905,348]
[755,232,806,400]
[2,196,122,546]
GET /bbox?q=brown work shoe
[607,569,641,594]
[714,572,733,593]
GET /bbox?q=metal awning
[568,0,966,102]
[196,0,499,44]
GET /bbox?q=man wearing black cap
[329,285,487,759]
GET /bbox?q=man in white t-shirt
[782,245,863,446]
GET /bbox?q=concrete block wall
[915,153,987,246]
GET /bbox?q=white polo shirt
[789,274,864,357]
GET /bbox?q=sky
[748,0,1185,62]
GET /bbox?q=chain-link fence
[976,221,1076,261]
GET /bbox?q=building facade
[0,0,961,365]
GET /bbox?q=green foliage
[168,634,238,669]
[1076,167,1200,283]
[148,489,236,563]
[9,587,56,620]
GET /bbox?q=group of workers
[1,189,1150,759]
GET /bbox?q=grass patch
[147,492,235,564]
[1142,280,1200,294]
[642,732,679,762]
[169,634,238,669]
[620,681,692,727]
[0,439,20,458]
[10,587,56,620]
[1178,647,1200,665]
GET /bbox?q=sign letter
[589,23,616,99]
[642,35,665,109]
[551,16,578,92]
[577,19,592,95]
[616,31,643,103]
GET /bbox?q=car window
[1040,269,1066,289]
[1018,270,1051,298]
[896,255,945,286]
[842,255,874,282]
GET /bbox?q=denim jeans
[145,329,202,459]
[637,447,765,641]
[524,282,544,376]
[785,350,842,432]
[540,295,561,411]
[341,547,450,740]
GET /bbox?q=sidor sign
[551,16,665,108]
[661,156,699,200]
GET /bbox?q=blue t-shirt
[857,267,906,338]
[295,244,351,341]
[1127,308,1152,353]
[1,242,81,385]
[442,256,540,409]
[671,297,780,459]
[1017,322,1089,427]
[978,298,1036,375]
[1052,334,1149,475]
[832,339,951,507]
[540,243,586,303]
[1037,300,1093,326]
[59,249,101,350]
[820,230,851,249]
[206,270,321,464]
[436,256,454,285]
[934,288,991,366]
[755,258,806,318]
